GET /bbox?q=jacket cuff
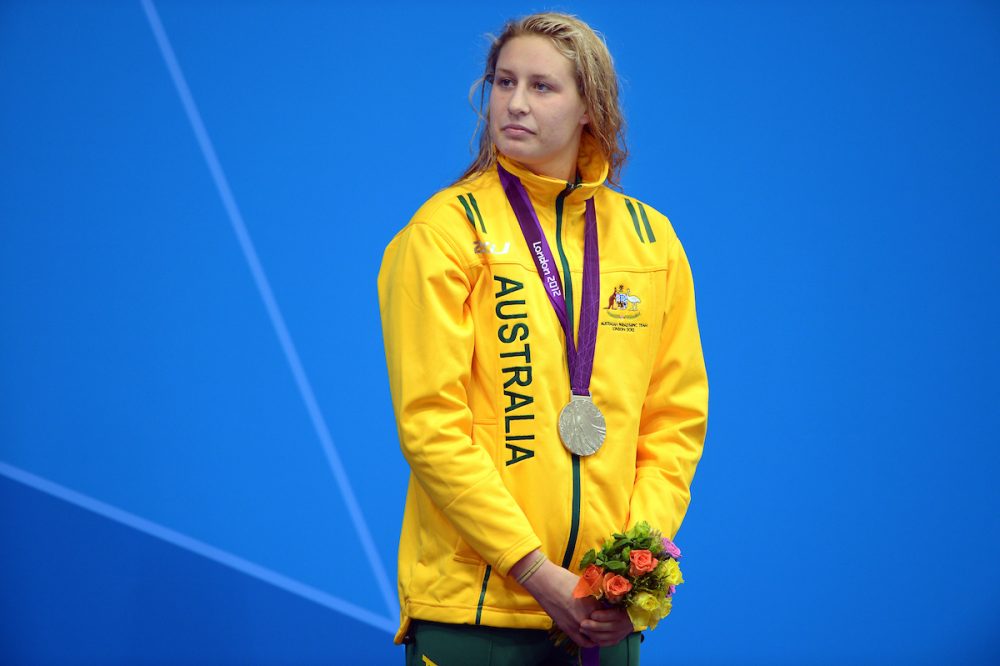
[494,534,544,577]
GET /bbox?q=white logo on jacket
[473,240,511,255]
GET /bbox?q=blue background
[2,1,998,663]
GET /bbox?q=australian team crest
[606,284,641,319]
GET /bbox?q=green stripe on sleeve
[467,192,487,234]
[624,199,645,243]
[475,565,492,625]
[457,195,477,229]
[636,201,656,243]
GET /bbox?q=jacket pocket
[451,422,496,565]
[453,538,480,564]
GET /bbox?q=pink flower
[667,584,677,597]
[661,538,682,560]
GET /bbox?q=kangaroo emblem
[606,284,642,318]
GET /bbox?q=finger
[582,620,634,647]
[569,625,597,649]
[589,609,626,622]
[586,630,616,647]
[582,617,630,633]
[582,626,617,640]
[581,619,614,633]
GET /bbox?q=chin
[495,141,536,165]
[492,132,528,158]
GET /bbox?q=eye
[497,77,515,88]
[534,81,552,92]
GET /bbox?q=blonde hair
[454,12,628,189]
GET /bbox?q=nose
[507,82,529,116]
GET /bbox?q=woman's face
[489,35,590,182]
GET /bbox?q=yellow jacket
[377,136,708,643]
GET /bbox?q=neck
[515,154,578,184]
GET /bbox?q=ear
[580,110,590,126]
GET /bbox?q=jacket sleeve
[377,222,542,576]
[627,236,709,539]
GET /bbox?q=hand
[581,606,634,647]
[514,552,599,648]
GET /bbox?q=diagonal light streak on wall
[139,0,398,621]
[0,461,396,634]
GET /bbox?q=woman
[378,12,708,665]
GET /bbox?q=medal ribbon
[497,163,600,397]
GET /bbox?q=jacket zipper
[554,182,583,570]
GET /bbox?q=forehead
[496,35,575,79]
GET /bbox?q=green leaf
[632,522,651,538]
[580,550,596,569]
[606,560,627,572]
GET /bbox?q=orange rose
[628,549,659,577]
[602,572,632,603]
[573,564,604,599]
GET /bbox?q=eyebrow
[495,67,555,80]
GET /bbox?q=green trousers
[404,620,641,666]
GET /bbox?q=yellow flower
[627,604,657,631]
[634,591,660,612]
[663,558,684,586]
[628,592,665,630]
[657,595,673,619]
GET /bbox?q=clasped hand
[520,558,634,648]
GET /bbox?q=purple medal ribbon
[499,164,602,663]
[497,163,601,397]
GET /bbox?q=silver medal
[558,394,606,456]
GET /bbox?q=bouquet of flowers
[572,521,683,632]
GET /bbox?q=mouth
[501,123,534,135]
